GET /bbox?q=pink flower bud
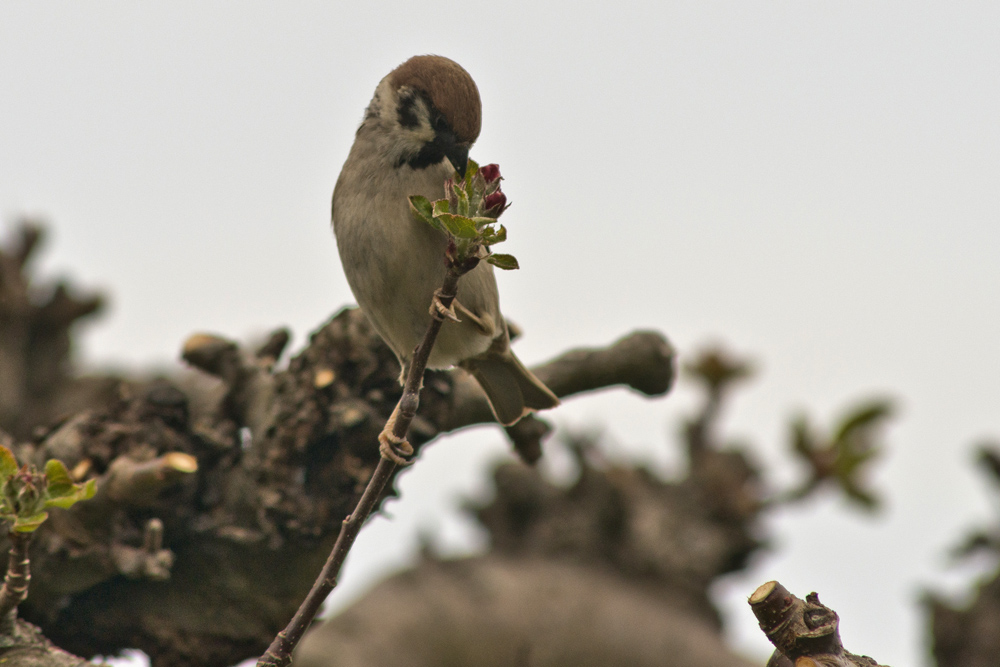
[483,190,507,216]
[479,163,501,184]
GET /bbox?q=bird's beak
[445,143,469,177]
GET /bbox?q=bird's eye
[429,108,450,134]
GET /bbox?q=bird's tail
[462,354,560,426]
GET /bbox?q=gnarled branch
[750,581,889,667]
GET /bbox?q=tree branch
[444,330,675,430]
[749,581,889,667]
[102,452,198,508]
[0,532,31,627]
[257,269,466,667]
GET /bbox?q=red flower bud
[483,190,507,215]
[479,163,501,184]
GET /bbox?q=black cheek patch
[394,95,459,171]
[402,138,449,170]
[397,94,420,129]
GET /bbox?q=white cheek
[384,120,436,161]
[408,124,436,145]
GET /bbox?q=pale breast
[333,151,503,367]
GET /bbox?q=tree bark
[8,306,674,667]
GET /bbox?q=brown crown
[389,55,482,145]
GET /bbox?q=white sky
[2,3,999,665]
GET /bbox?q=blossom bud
[479,163,501,184]
[483,190,507,217]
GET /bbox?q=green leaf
[437,213,480,239]
[39,459,96,511]
[45,459,74,497]
[832,400,894,444]
[463,164,483,212]
[464,159,479,182]
[45,478,96,509]
[841,480,879,511]
[790,416,813,456]
[13,511,48,532]
[409,195,433,220]
[409,195,440,230]
[455,186,470,216]
[466,185,483,215]
[0,446,17,479]
[486,253,520,270]
[433,199,450,216]
[476,222,505,247]
[486,225,507,246]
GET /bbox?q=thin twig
[0,532,32,630]
[256,268,464,667]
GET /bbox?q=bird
[331,54,559,437]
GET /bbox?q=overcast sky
[2,3,999,665]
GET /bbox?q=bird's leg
[378,403,414,466]
[429,288,461,323]
[382,359,416,465]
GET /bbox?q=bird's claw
[379,429,414,466]
[429,289,461,323]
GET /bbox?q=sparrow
[331,55,559,427]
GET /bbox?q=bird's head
[363,55,481,176]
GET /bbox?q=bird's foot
[378,428,414,466]
[429,289,461,323]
